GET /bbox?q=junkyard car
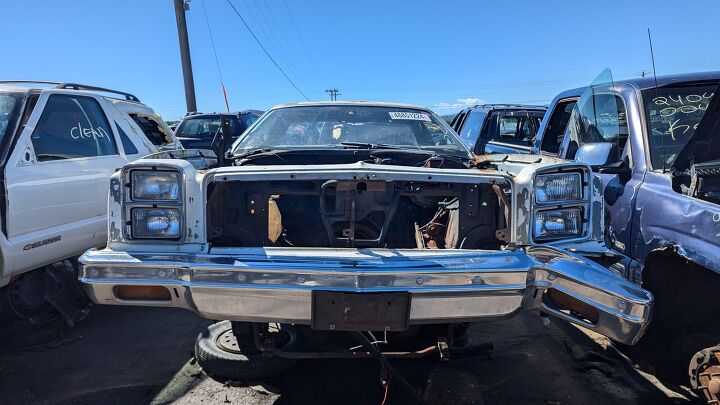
[0,81,181,336]
[450,104,547,154]
[174,110,262,151]
[532,70,720,403]
[79,102,652,379]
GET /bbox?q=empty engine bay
[206,179,511,249]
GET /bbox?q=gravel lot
[0,306,697,404]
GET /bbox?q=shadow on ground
[0,307,687,404]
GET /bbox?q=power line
[224,0,310,101]
[259,0,319,92]
[281,0,325,88]
[201,0,230,112]
[247,0,307,90]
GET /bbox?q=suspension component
[690,344,720,404]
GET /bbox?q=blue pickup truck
[528,70,720,402]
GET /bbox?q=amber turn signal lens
[114,285,171,301]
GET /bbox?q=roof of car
[184,110,263,118]
[554,71,720,100]
[466,104,547,111]
[0,81,141,101]
[618,71,720,90]
[272,101,430,110]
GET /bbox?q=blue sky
[1,0,718,120]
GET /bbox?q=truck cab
[532,71,720,403]
[450,104,546,155]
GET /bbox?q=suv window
[240,114,258,132]
[457,110,487,148]
[130,114,170,146]
[176,116,222,140]
[541,99,577,155]
[492,115,536,146]
[115,122,139,155]
[31,95,117,161]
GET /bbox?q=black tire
[194,320,297,381]
[0,276,66,350]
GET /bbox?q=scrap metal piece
[690,345,720,404]
[491,184,510,243]
[267,198,282,243]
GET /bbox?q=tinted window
[176,117,222,140]
[564,93,628,161]
[491,115,537,146]
[457,111,487,148]
[130,114,170,146]
[116,122,139,155]
[0,93,20,142]
[31,95,117,161]
[240,114,258,132]
[643,85,716,169]
[541,100,576,155]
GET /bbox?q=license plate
[311,291,411,331]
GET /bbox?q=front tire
[194,320,297,381]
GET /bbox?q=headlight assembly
[534,208,582,240]
[131,208,181,239]
[535,172,582,203]
[131,170,180,201]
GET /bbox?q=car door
[557,86,641,255]
[535,98,578,156]
[3,90,129,273]
[456,110,487,150]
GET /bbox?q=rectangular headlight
[131,208,181,239]
[535,172,582,203]
[534,208,582,240]
[131,171,180,201]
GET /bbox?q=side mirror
[574,142,615,169]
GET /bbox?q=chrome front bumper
[79,246,653,345]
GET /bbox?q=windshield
[0,93,20,141]
[231,105,469,157]
[175,115,245,139]
[643,84,716,169]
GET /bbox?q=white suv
[0,81,181,329]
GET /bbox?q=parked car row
[2,70,718,403]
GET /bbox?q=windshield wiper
[340,141,412,150]
[231,148,273,160]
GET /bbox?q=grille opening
[206,179,511,250]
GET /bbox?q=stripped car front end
[80,152,651,345]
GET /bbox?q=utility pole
[325,88,341,101]
[174,0,197,113]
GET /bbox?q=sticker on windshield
[389,112,431,121]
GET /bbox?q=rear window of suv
[129,114,171,146]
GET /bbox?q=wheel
[194,320,297,381]
[622,256,720,383]
[0,270,66,350]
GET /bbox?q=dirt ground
[0,306,699,404]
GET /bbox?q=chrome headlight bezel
[531,167,590,243]
[122,167,185,242]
